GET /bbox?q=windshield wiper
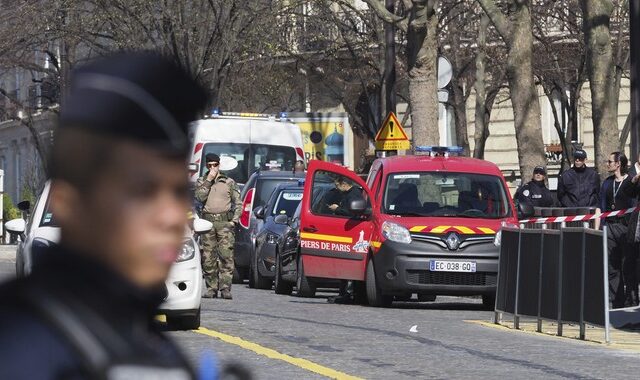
[387,211,428,217]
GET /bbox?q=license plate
[429,260,476,273]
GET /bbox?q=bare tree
[475,0,546,179]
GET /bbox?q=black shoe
[327,294,353,304]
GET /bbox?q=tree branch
[361,0,408,32]
[475,0,512,43]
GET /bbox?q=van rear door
[299,161,374,281]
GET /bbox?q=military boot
[203,289,218,299]
[220,289,232,300]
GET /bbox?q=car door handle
[303,226,318,233]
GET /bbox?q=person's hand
[328,204,339,211]
[207,170,216,181]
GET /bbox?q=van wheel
[296,257,316,297]
[366,260,392,307]
[274,252,293,295]
[252,255,272,290]
[167,308,201,331]
[482,294,496,310]
[248,261,256,288]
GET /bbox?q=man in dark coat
[557,149,600,208]
[515,166,554,208]
[0,52,208,379]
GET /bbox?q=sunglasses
[207,162,220,168]
[606,160,618,164]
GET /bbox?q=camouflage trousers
[200,217,235,292]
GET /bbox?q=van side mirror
[4,218,26,235]
[348,198,367,215]
[518,202,534,219]
[17,201,30,212]
[193,218,213,234]
[254,205,265,219]
[274,214,289,225]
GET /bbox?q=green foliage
[2,194,20,221]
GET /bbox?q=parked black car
[233,170,306,283]
[251,184,304,289]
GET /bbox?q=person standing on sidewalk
[515,166,554,208]
[195,153,241,299]
[599,152,638,307]
[557,149,600,208]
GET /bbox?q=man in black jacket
[557,149,600,208]
[0,53,208,379]
[515,166,554,208]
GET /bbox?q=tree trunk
[473,14,489,159]
[478,0,546,178]
[581,0,618,177]
[407,1,439,148]
[451,81,470,154]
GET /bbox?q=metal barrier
[495,226,610,342]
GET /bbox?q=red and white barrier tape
[519,206,640,224]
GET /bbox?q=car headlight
[381,221,412,244]
[176,239,196,262]
[493,230,502,247]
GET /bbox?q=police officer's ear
[48,180,85,230]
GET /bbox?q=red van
[298,151,519,307]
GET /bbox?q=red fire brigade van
[298,148,519,307]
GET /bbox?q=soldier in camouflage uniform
[195,153,241,299]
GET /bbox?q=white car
[4,181,211,330]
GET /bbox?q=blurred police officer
[195,153,241,299]
[599,152,638,307]
[557,149,600,208]
[0,52,208,378]
[515,166,554,208]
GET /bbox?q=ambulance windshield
[383,172,511,218]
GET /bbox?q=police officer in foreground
[195,153,241,300]
[557,149,600,208]
[515,166,554,208]
[0,53,208,378]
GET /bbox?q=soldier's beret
[60,51,208,155]
[205,153,220,163]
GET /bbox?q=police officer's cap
[60,51,208,155]
[533,166,546,175]
[573,149,587,160]
[206,153,220,163]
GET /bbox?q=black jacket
[557,166,600,208]
[515,180,554,208]
[0,246,194,379]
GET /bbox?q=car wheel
[418,294,436,302]
[232,268,243,284]
[274,252,293,295]
[167,308,201,331]
[366,259,392,307]
[296,256,316,297]
[253,254,272,290]
[482,294,496,310]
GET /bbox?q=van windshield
[201,143,296,184]
[383,172,511,219]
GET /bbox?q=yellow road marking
[194,327,363,380]
[410,225,427,232]
[466,320,640,354]
[300,232,353,244]
[454,226,475,234]
[477,227,496,234]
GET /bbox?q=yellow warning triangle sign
[375,112,410,150]
[375,112,408,142]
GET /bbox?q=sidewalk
[0,245,17,262]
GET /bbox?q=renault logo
[445,232,461,250]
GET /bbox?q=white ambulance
[188,112,305,185]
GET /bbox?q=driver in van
[323,177,361,217]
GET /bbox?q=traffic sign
[375,112,410,150]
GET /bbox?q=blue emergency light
[297,179,306,187]
[415,146,464,157]
[279,112,288,119]
[211,108,220,116]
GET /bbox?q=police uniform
[195,154,241,299]
[515,166,554,208]
[0,53,208,378]
[557,150,600,208]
